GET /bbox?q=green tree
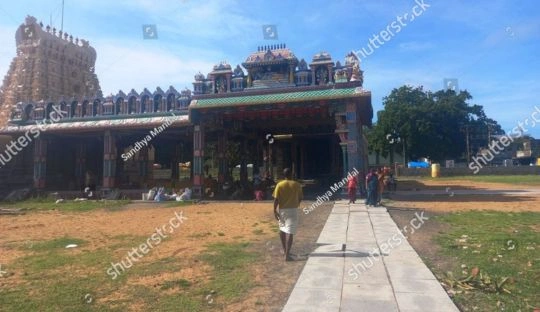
[369,86,503,163]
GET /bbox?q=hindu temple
[0,15,373,199]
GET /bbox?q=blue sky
[0,0,539,137]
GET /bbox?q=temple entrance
[45,136,103,191]
[115,127,193,191]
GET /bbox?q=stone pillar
[346,102,363,174]
[266,143,273,179]
[291,141,298,178]
[33,138,47,189]
[289,65,295,84]
[240,137,248,184]
[138,145,148,179]
[226,74,231,93]
[275,144,285,179]
[172,143,180,182]
[103,130,117,188]
[331,136,339,178]
[217,130,228,183]
[75,143,86,189]
[253,139,260,176]
[300,141,305,179]
[193,124,205,198]
[340,143,348,179]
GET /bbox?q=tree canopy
[368,85,504,163]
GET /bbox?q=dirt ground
[386,179,540,212]
[2,179,538,311]
[0,200,333,311]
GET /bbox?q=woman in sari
[347,173,358,204]
[365,169,379,206]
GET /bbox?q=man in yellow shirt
[273,168,303,261]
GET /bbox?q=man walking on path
[273,168,303,261]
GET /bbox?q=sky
[0,0,539,137]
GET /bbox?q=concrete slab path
[282,200,459,312]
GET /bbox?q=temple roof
[190,87,370,109]
[210,61,233,75]
[242,44,297,67]
[310,51,333,65]
[1,114,189,134]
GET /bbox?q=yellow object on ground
[431,163,440,178]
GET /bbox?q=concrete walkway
[282,200,459,312]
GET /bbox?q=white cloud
[94,41,215,95]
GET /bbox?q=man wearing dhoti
[273,168,303,261]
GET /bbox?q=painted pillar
[103,130,117,188]
[346,102,362,173]
[193,124,205,198]
[33,138,47,189]
[75,143,86,189]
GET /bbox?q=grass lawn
[0,197,130,212]
[0,237,259,311]
[419,175,540,186]
[434,211,540,311]
[0,201,294,311]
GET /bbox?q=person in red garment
[347,172,358,204]
[273,168,303,261]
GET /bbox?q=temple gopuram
[0,16,372,199]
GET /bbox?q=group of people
[347,167,396,206]
[203,172,276,201]
[148,187,192,202]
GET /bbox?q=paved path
[282,200,459,312]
